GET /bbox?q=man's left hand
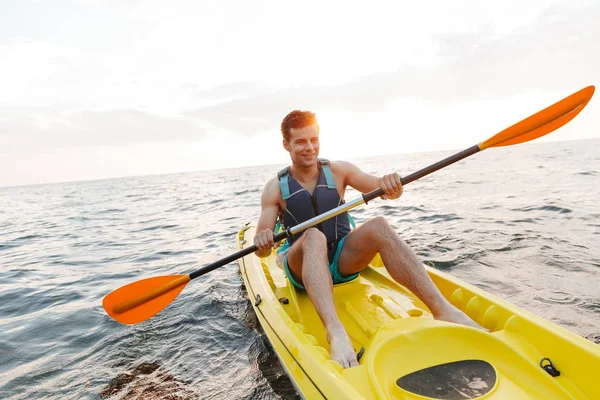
[378,172,403,200]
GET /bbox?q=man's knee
[367,216,395,233]
[362,216,400,247]
[301,228,327,249]
[371,215,389,225]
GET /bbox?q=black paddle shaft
[362,145,481,203]
[189,230,289,280]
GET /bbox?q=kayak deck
[237,223,600,399]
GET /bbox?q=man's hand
[254,228,275,258]
[378,172,403,200]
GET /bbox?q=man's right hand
[254,228,275,257]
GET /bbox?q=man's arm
[254,178,280,258]
[335,161,403,200]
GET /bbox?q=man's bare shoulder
[261,176,282,203]
[329,160,360,175]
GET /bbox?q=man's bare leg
[286,228,359,368]
[338,216,485,330]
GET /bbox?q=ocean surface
[1,139,599,399]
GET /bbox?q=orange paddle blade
[103,274,190,324]
[480,86,595,150]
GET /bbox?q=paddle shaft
[188,144,481,280]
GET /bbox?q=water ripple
[133,224,179,232]
[511,205,573,214]
[1,139,599,399]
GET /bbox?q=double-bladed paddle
[103,85,595,325]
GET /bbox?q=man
[254,110,483,369]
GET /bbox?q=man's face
[283,124,320,168]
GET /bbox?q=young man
[254,110,483,369]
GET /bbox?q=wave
[95,208,126,214]
[133,224,179,232]
[67,216,91,221]
[511,205,572,214]
[233,189,260,196]
[12,234,45,241]
[417,213,462,223]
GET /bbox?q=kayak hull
[237,223,600,399]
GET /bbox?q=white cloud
[0,108,205,151]
[182,0,600,141]
[0,0,598,186]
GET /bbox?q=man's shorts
[276,235,359,290]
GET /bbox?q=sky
[0,0,599,187]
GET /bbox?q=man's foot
[327,325,359,369]
[435,305,489,332]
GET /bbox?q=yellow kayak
[236,222,600,399]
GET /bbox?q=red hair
[280,110,319,142]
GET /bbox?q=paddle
[103,85,595,325]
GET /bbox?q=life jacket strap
[318,158,336,189]
[278,167,291,200]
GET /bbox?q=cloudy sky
[1,0,598,187]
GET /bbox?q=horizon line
[1,137,597,190]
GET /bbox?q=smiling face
[283,124,320,169]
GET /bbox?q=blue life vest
[278,159,352,255]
